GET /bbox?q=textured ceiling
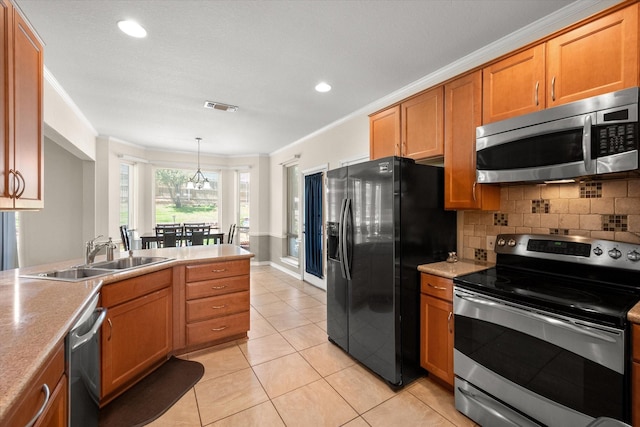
[16,0,583,156]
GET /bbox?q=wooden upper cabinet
[482,44,546,124]
[369,106,400,160]
[546,3,638,107]
[444,71,500,211]
[401,86,444,159]
[0,0,43,209]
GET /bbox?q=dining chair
[156,225,183,247]
[227,223,236,244]
[184,224,210,246]
[119,225,130,251]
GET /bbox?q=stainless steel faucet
[85,235,116,264]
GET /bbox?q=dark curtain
[304,172,323,278]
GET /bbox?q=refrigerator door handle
[342,198,352,281]
[337,198,348,279]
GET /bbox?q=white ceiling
[16,0,592,156]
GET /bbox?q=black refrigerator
[326,156,456,387]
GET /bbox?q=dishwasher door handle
[70,308,107,351]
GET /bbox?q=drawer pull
[212,268,226,273]
[211,285,227,290]
[107,318,113,341]
[25,384,50,427]
[212,305,227,309]
[211,326,228,331]
[427,283,447,291]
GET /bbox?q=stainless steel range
[453,234,640,427]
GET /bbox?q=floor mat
[99,356,204,427]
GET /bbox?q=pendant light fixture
[187,137,211,190]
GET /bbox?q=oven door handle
[455,293,617,343]
[457,386,524,427]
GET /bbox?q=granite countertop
[417,259,493,279]
[0,244,252,423]
[628,304,640,324]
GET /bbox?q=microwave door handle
[583,114,592,172]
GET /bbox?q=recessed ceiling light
[315,82,332,93]
[117,20,147,38]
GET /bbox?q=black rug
[99,356,204,427]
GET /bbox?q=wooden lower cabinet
[100,269,172,404]
[4,343,67,427]
[420,273,454,387]
[632,324,640,426]
[183,259,250,351]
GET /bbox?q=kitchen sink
[20,256,172,282]
[91,256,170,270]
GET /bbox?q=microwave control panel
[596,123,637,156]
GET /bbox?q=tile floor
[149,265,478,427]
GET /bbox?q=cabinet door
[444,71,500,210]
[401,86,444,160]
[420,294,453,386]
[0,1,11,208]
[482,45,545,123]
[547,4,638,107]
[101,287,172,401]
[12,6,43,209]
[369,105,400,160]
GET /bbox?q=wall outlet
[486,236,496,251]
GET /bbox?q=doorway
[302,165,327,290]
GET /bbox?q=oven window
[477,129,584,170]
[455,315,624,419]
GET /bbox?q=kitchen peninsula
[0,244,253,425]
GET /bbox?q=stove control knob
[507,239,516,247]
[628,250,640,262]
[593,247,603,256]
[497,238,506,247]
[608,248,622,259]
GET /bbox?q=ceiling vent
[204,101,239,112]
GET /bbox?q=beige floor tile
[315,320,327,332]
[250,306,265,321]
[146,388,201,427]
[247,317,279,340]
[326,364,396,414]
[272,379,358,427]
[298,305,327,322]
[251,292,282,306]
[408,377,476,427]
[254,300,296,317]
[239,333,297,365]
[299,342,355,377]
[188,343,250,382]
[342,417,372,427]
[362,392,455,427]
[273,288,307,301]
[249,284,271,296]
[311,292,327,304]
[265,311,312,332]
[280,323,328,351]
[252,352,322,398]
[210,401,285,427]
[195,368,269,425]
[283,295,324,309]
[262,281,295,292]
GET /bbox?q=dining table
[140,229,224,249]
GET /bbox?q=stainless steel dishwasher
[67,293,106,427]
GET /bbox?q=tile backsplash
[461,178,640,263]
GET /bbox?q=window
[286,164,300,258]
[119,163,133,226]
[154,168,220,226]
[237,171,250,248]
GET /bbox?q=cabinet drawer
[186,311,250,346]
[102,268,172,307]
[420,273,453,302]
[5,343,65,427]
[186,291,249,322]
[185,259,249,283]
[186,275,249,300]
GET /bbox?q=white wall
[19,138,87,266]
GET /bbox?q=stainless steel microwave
[476,87,639,183]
